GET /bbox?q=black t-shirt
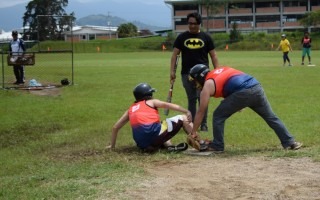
[173,31,215,74]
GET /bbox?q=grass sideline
[0,51,319,199]
[11,32,319,54]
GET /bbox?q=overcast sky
[0,0,169,8]
[0,0,27,8]
[0,0,172,30]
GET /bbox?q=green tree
[22,0,75,41]
[117,23,138,38]
[197,0,230,33]
[299,10,320,28]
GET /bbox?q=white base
[183,148,215,156]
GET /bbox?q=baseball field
[1,50,320,199]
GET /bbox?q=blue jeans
[181,74,207,126]
[211,84,295,151]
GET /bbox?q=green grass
[10,31,319,54]
[1,51,320,199]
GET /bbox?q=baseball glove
[187,134,208,151]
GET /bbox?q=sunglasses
[188,22,199,25]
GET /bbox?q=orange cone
[162,44,166,51]
[225,44,229,51]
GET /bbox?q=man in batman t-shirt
[170,12,219,132]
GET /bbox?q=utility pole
[107,12,111,39]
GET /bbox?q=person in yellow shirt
[276,34,293,66]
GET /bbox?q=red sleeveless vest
[205,67,244,97]
[128,100,160,127]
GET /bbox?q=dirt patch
[124,157,320,200]
[28,88,61,96]
[50,149,105,162]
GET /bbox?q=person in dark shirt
[170,12,219,132]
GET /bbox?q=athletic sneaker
[301,62,304,65]
[200,124,208,132]
[288,64,293,66]
[206,144,224,153]
[285,142,302,150]
[167,142,188,152]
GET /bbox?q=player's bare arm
[289,44,293,51]
[106,111,129,150]
[170,48,180,83]
[150,99,192,122]
[191,80,215,135]
[209,49,219,69]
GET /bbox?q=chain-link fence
[1,41,73,89]
[1,15,74,90]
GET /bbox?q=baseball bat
[164,55,180,116]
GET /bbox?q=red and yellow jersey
[128,100,160,126]
[128,100,161,149]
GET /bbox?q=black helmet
[12,30,18,35]
[61,78,70,85]
[189,64,210,88]
[133,83,156,101]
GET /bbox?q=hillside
[76,14,168,31]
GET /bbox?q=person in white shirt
[9,30,26,84]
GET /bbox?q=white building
[0,30,23,42]
[164,0,320,33]
[64,25,118,41]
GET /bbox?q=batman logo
[184,38,205,49]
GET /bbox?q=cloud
[76,0,103,3]
[0,0,165,8]
[114,0,163,5]
[0,0,171,30]
[0,0,29,8]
